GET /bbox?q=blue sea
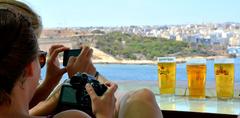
[40,58,240,82]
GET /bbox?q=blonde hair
[0,0,42,38]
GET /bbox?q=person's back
[0,4,91,118]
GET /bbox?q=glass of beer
[214,58,234,100]
[157,57,176,95]
[187,58,206,99]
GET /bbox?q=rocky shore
[92,55,231,65]
[91,47,231,64]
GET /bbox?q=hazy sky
[23,0,239,28]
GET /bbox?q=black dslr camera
[56,72,107,117]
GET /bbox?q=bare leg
[115,88,163,118]
[54,110,91,118]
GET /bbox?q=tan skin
[30,45,163,118]
[66,46,95,78]
[0,55,95,118]
[0,59,41,118]
[30,45,118,118]
[30,45,99,109]
[30,45,69,108]
[66,46,118,118]
[0,2,162,118]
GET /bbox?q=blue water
[40,58,240,82]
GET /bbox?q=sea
[40,58,240,82]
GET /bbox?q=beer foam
[214,58,234,64]
[157,57,176,63]
[187,58,206,65]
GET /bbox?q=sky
[23,0,240,28]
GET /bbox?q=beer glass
[187,58,206,99]
[157,57,176,94]
[214,58,234,100]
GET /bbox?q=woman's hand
[44,45,69,85]
[30,45,69,108]
[86,82,118,118]
[66,45,96,78]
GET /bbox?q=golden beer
[214,59,234,99]
[187,59,206,99]
[157,57,176,94]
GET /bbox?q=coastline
[92,55,231,65]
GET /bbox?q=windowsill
[115,80,240,116]
[155,95,240,115]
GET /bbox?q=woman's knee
[53,110,91,118]
[117,88,163,118]
[128,88,156,102]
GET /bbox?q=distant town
[41,22,240,46]
[39,22,240,63]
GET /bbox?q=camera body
[56,72,107,117]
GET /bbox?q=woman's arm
[30,45,98,115]
[30,45,69,108]
[29,85,61,116]
[30,45,118,118]
[66,45,118,118]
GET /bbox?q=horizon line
[42,21,240,29]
